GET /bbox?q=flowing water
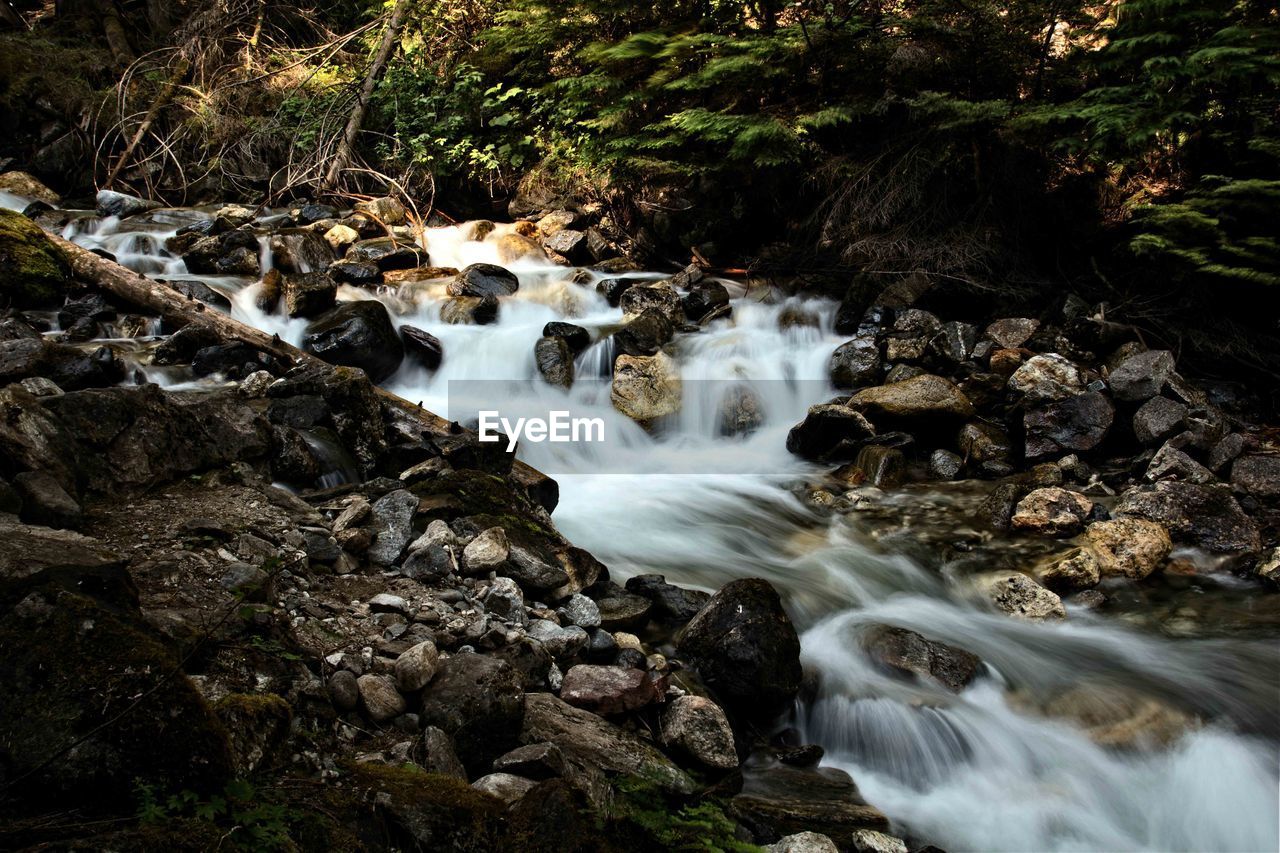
[7,196,1278,852]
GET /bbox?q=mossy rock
[214,693,293,775]
[339,763,506,850]
[0,208,71,308]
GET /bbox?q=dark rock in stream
[543,321,591,354]
[168,279,232,312]
[401,324,444,371]
[302,300,404,383]
[786,404,877,461]
[861,625,981,693]
[0,338,125,390]
[613,307,673,357]
[534,335,574,388]
[447,262,520,298]
[95,189,160,218]
[345,237,427,271]
[269,228,334,273]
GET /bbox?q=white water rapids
[7,196,1276,852]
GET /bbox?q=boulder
[495,232,546,263]
[1008,354,1084,402]
[0,170,60,204]
[1023,391,1115,459]
[542,321,591,354]
[1110,350,1175,402]
[1231,455,1280,500]
[677,578,802,720]
[353,195,408,226]
[620,282,682,322]
[0,208,71,307]
[769,833,840,853]
[95,189,160,218]
[979,573,1066,620]
[957,421,1014,474]
[357,674,407,722]
[596,277,639,306]
[1084,518,1171,580]
[624,574,710,623]
[1133,396,1187,445]
[169,279,232,312]
[928,448,963,480]
[542,229,589,262]
[463,527,510,574]
[367,489,419,565]
[471,773,535,806]
[346,237,427,270]
[785,404,876,461]
[614,308,673,357]
[829,336,881,389]
[933,320,977,363]
[559,664,662,715]
[420,653,525,776]
[281,271,337,317]
[534,335,574,388]
[269,228,333,273]
[441,295,499,325]
[181,230,261,276]
[1039,548,1101,592]
[328,670,359,711]
[850,374,974,422]
[1115,482,1260,553]
[1011,487,1093,536]
[659,695,738,770]
[0,337,125,390]
[1146,441,1215,484]
[13,470,82,529]
[328,258,381,285]
[729,762,889,843]
[612,353,681,423]
[395,640,440,692]
[493,742,567,780]
[683,281,731,321]
[400,325,444,371]
[302,300,405,382]
[985,317,1039,349]
[860,625,981,693]
[850,830,909,853]
[448,263,520,298]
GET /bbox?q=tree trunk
[323,0,411,191]
[0,2,27,30]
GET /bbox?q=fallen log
[45,230,558,511]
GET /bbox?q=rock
[369,592,410,614]
[829,336,881,389]
[420,653,525,776]
[328,669,359,711]
[353,195,407,225]
[850,829,909,853]
[346,237,426,270]
[357,674,408,722]
[448,263,520,297]
[624,574,709,623]
[169,279,232,312]
[677,578,802,720]
[853,445,905,488]
[1255,548,1280,585]
[1023,391,1115,460]
[521,693,695,801]
[542,228,589,262]
[0,338,125,391]
[1231,455,1280,499]
[980,573,1066,620]
[302,300,405,382]
[395,640,440,692]
[1115,481,1259,553]
[612,353,681,423]
[323,223,360,252]
[495,232,546,263]
[934,320,977,362]
[860,625,981,692]
[1011,487,1093,536]
[471,773,535,805]
[1008,354,1084,402]
[95,189,160,218]
[683,281,731,321]
[596,277,638,306]
[1110,349,1175,402]
[1133,396,1187,445]
[1208,433,1246,472]
[786,404,876,461]
[769,832,840,853]
[620,282,681,322]
[0,171,60,203]
[559,664,662,715]
[422,726,468,779]
[506,547,570,591]
[441,295,499,325]
[493,742,567,780]
[191,341,280,380]
[1146,441,1215,484]
[181,230,260,276]
[1032,683,1196,749]
[614,308,673,357]
[526,620,590,658]
[281,271,337,317]
[293,203,338,225]
[561,593,601,629]
[463,527,510,574]
[985,317,1039,349]
[14,470,82,529]
[542,321,591,354]
[729,762,889,843]
[928,448,963,480]
[1040,548,1101,592]
[483,576,525,621]
[400,324,444,371]
[659,695,738,769]
[957,421,1014,474]
[328,258,381,285]
[367,489,419,565]
[1084,518,1172,579]
[0,208,71,307]
[269,229,333,273]
[850,374,974,421]
[534,336,574,388]
[584,226,617,261]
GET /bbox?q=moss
[337,762,506,851]
[214,693,293,776]
[0,208,72,307]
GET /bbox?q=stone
[353,195,407,225]
[422,725,468,779]
[1146,441,1215,484]
[471,773,535,805]
[786,404,876,461]
[595,591,653,631]
[0,170,60,203]
[322,223,361,251]
[928,449,963,480]
[13,470,82,529]
[282,271,336,317]
[441,295,499,325]
[483,576,525,621]
[985,317,1039,349]
[729,762,888,842]
[542,228,589,262]
[1008,354,1084,402]
[493,742,567,780]
[624,574,710,623]
[1023,391,1115,460]
[829,336,881,389]
[1255,548,1280,585]
[357,674,407,722]
[768,832,840,853]
[346,237,427,270]
[1231,455,1280,499]
[620,282,682,322]
[559,664,661,715]
[850,374,974,420]
[328,669,359,711]
[534,335,574,388]
[1110,349,1175,402]
[369,593,410,614]
[367,489,419,565]
[561,593,601,629]
[302,300,404,382]
[95,189,160,218]
[612,353,681,423]
[1010,487,1093,536]
[1083,518,1172,580]
[328,258,381,285]
[980,573,1067,620]
[850,829,909,853]
[1040,548,1101,592]
[542,321,591,354]
[1207,433,1246,472]
[448,263,520,297]
[420,653,525,776]
[506,547,570,591]
[1115,482,1259,553]
[396,324,444,372]
[270,229,333,273]
[463,527,510,574]
[854,445,905,488]
[169,279,232,312]
[676,578,802,720]
[683,281,731,321]
[0,209,71,308]
[495,232,546,263]
[526,620,590,658]
[395,640,440,692]
[614,308,674,357]
[957,421,1013,472]
[860,625,981,692]
[1133,396,1187,445]
[659,695,738,769]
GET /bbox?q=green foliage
[611,775,761,853]
[135,779,294,851]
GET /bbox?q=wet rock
[493,741,567,780]
[1040,548,1101,592]
[1084,518,1171,579]
[768,832,840,853]
[13,470,82,529]
[1031,683,1196,749]
[191,341,280,380]
[561,593,601,629]
[612,352,681,423]
[483,576,524,621]
[95,189,160,218]
[169,279,231,312]
[496,232,546,264]
[729,762,889,843]
[353,195,407,226]
[624,574,709,623]
[980,573,1066,620]
[400,324,444,371]
[395,640,440,692]
[1023,391,1114,460]
[1011,487,1093,536]
[677,578,802,720]
[367,489,419,565]
[506,547,570,591]
[0,338,125,390]
[1115,481,1260,553]
[1231,455,1280,500]
[1146,441,1215,484]
[1008,354,1084,402]
[542,321,591,354]
[472,772,535,805]
[1110,349,1175,402]
[614,307,673,357]
[441,295,499,325]
[1207,433,1246,472]
[989,348,1024,377]
[463,527,510,574]
[660,695,738,770]
[957,421,1014,474]
[1133,396,1187,445]
[594,590,653,631]
[850,830,909,853]
[860,625,981,692]
[786,404,876,461]
[346,237,426,270]
[620,282,681,322]
[559,664,662,715]
[269,228,333,273]
[542,228,589,262]
[928,448,963,480]
[829,336,881,389]
[850,374,974,421]
[0,209,71,307]
[448,262,520,297]
[420,653,525,775]
[328,669,359,711]
[302,300,404,382]
[181,229,261,276]
[1255,548,1280,585]
[328,258,381,285]
[282,271,337,317]
[534,335,574,388]
[527,620,590,658]
[0,170,60,204]
[855,445,905,488]
[683,281,731,321]
[596,277,639,306]
[986,317,1039,349]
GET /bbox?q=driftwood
[45,230,557,509]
